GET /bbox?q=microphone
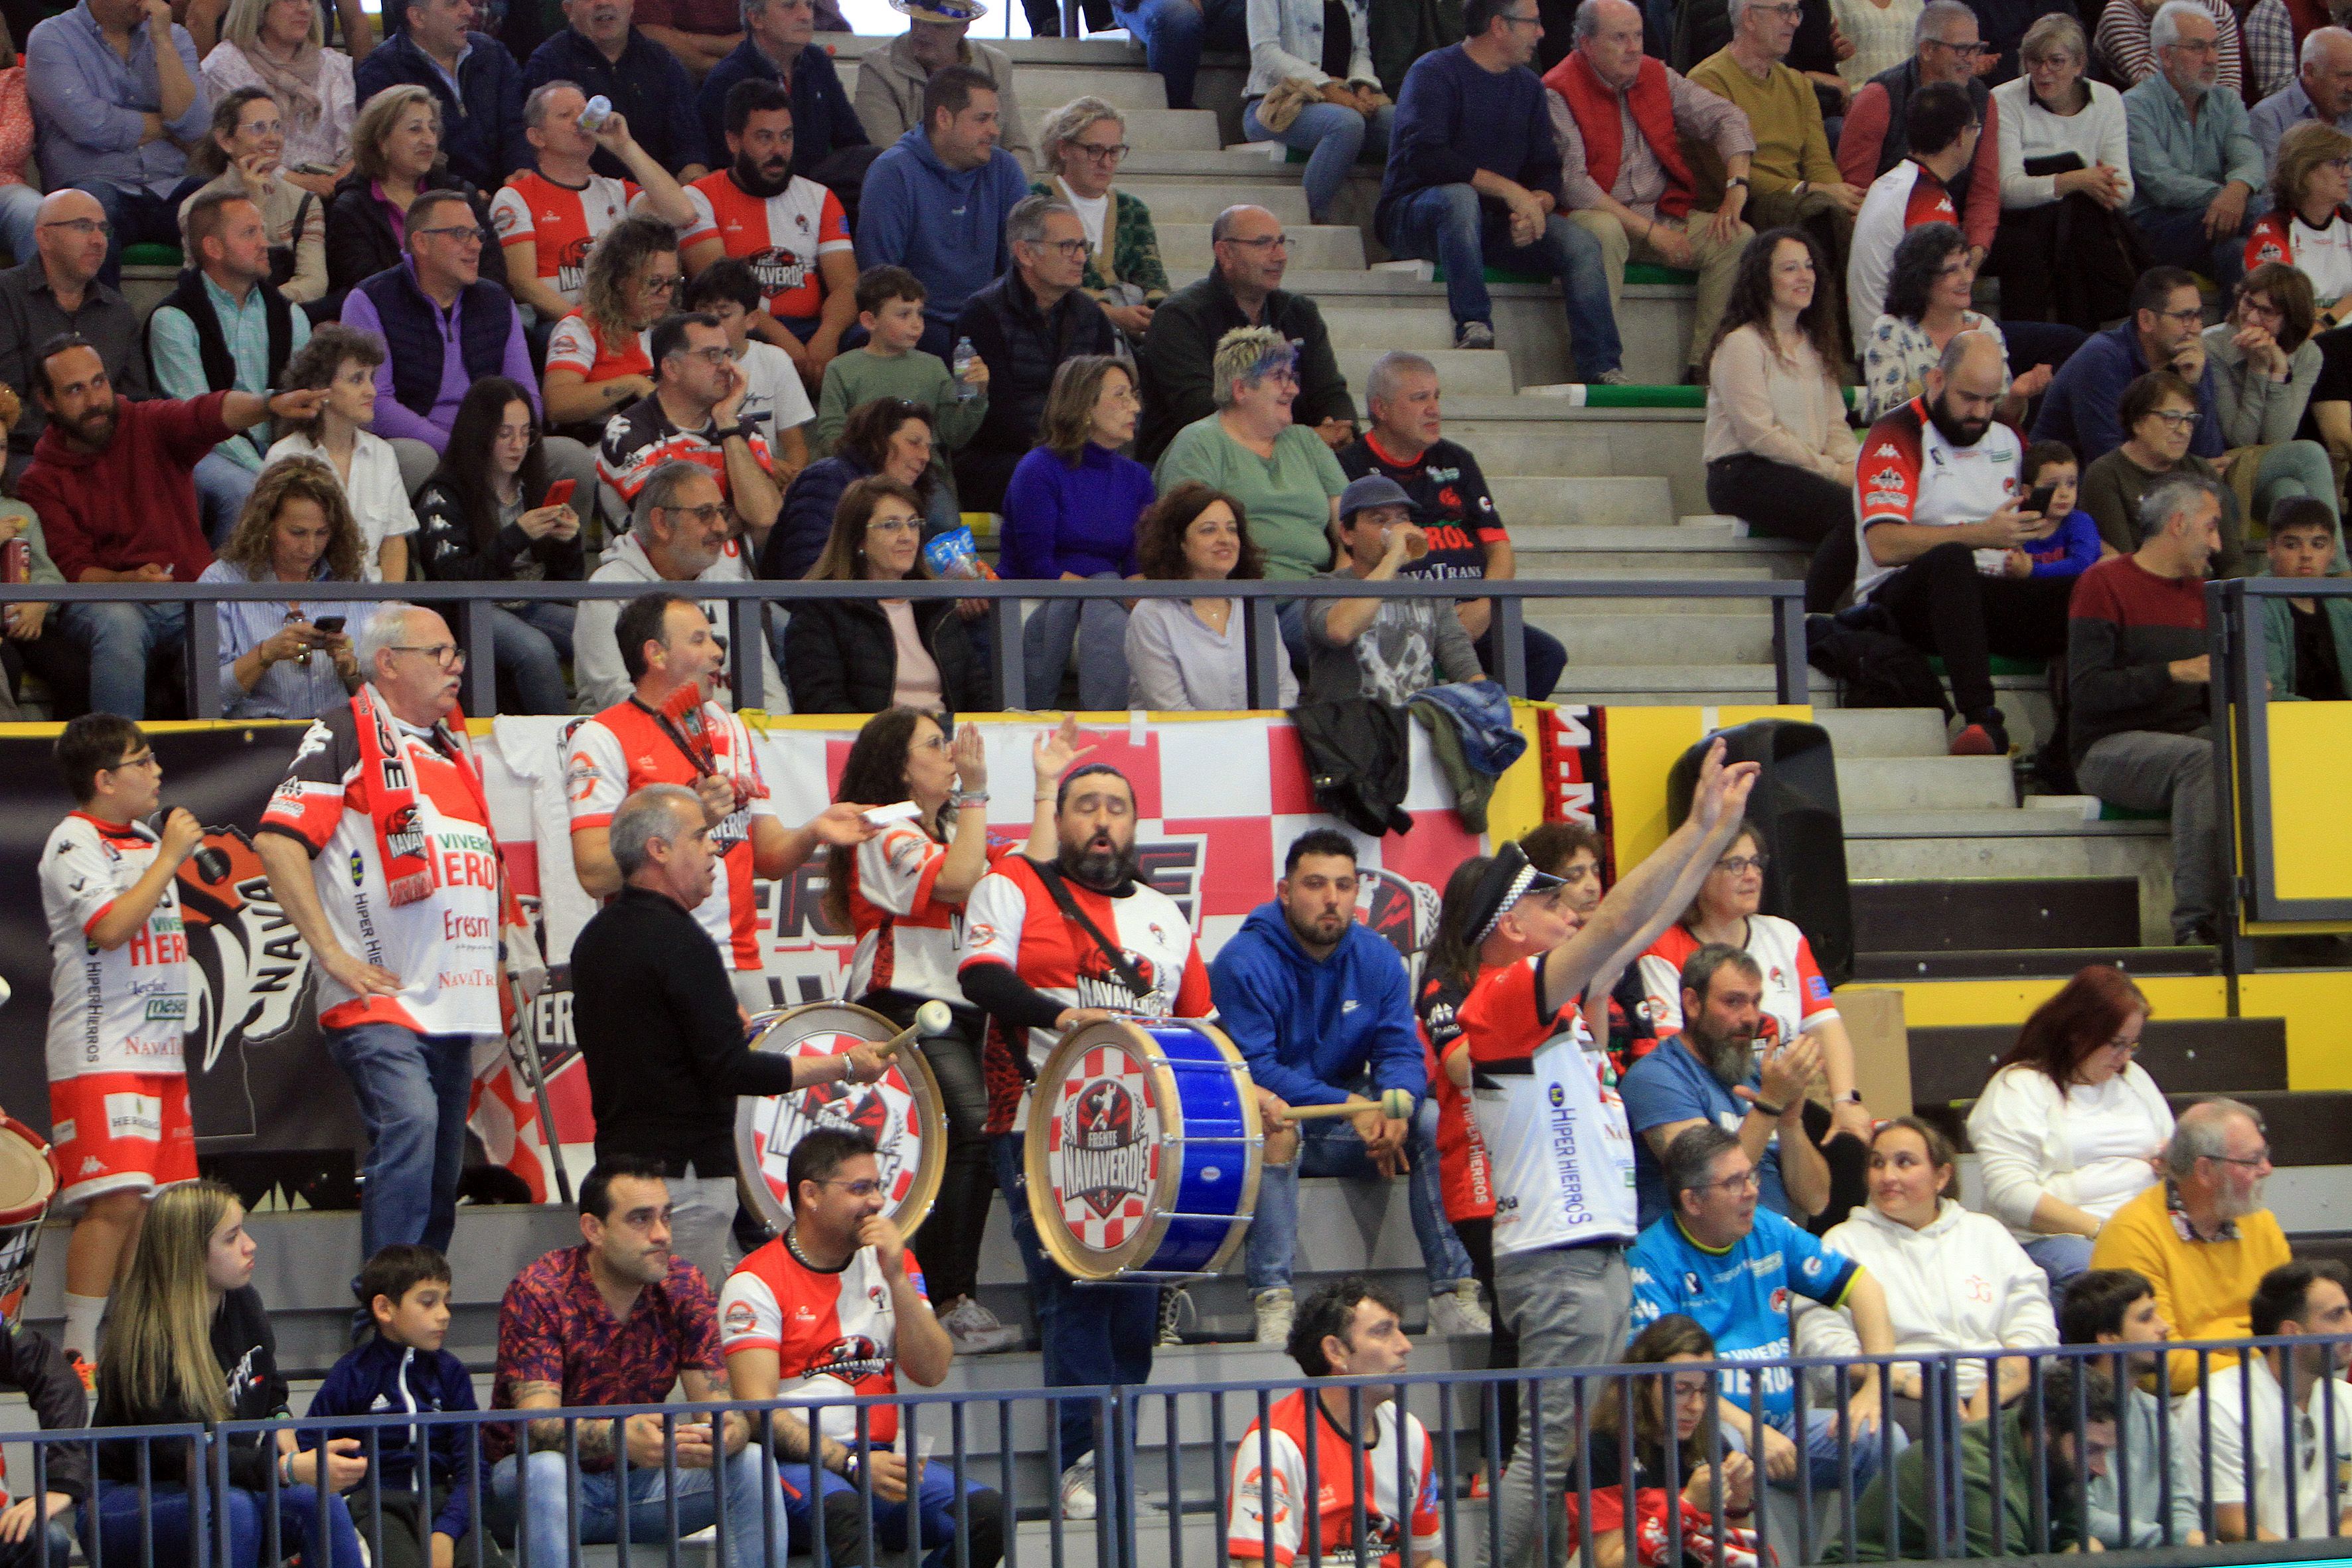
[151,810,232,884]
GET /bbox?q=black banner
[0,725,364,1162]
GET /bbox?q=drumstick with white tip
[870,1000,957,1062]
[1276,1088,1415,1122]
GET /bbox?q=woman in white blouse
[1701,227,1857,615]
[1796,1117,2056,1436]
[1988,14,2142,330]
[200,0,356,200]
[1832,0,1925,88]
[1966,964,2175,1290]
[265,324,418,582]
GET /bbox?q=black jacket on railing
[781,593,992,715]
[323,172,508,313]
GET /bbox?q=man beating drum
[955,761,1294,1524]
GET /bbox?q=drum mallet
[1280,1088,1415,1122]
[872,1000,957,1062]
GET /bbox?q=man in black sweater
[570,783,888,1285]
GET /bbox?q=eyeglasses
[1715,853,1769,874]
[2104,1033,2143,1054]
[866,515,923,535]
[2148,408,2201,430]
[37,218,111,238]
[1927,37,1992,54]
[2209,1147,2271,1168]
[1033,236,1095,259]
[640,273,685,293]
[2166,36,2220,53]
[1071,140,1130,161]
[811,1178,886,1198]
[2155,305,2206,326]
[675,345,734,364]
[414,224,483,245]
[1700,1168,1763,1195]
[659,503,728,525]
[1223,233,1291,250]
[106,750,160,772]
[390,643,467,668]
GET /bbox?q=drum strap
[1030,857,1152,1002]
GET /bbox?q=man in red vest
[1545,0,1759,381]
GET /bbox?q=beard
[734,149,793,198]
[1691,1027,1757,1088]
[1058,831,1139,893]
[1928,393,1990,449]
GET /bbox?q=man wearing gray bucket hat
[854,0,1036,166]
[1301,472,1485,703]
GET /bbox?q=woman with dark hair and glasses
[1123,481,1296,709]
[764,397,957,581]
[1563,1314,1759,1568]
[179,86,328,305]
[2078,370,2240,568]
[1967,964,2171,1288]
[1857,221,2054,423]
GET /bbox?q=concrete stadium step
[1528,609,1776,665]
[1833,755,2015,813]
[1812,706,1951,758]
[1336,347,1513,395]
[1851,876,2144,956]
[1842,815,2174,946]
[833,62,1170,112]
[817,33,1142,65]
[1441,400,1708,518]
[1489,475,1675,529]
[1154,219,1362,268]
[1117,182,1310,224]
[1332,269,1701,384]
[1561,665,1829,698]
[1120,149,1320,178]
[1908,1016,2287,1105]
[1319,304,1459,353]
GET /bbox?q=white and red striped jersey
[680,171,852,323]
[1848,159,1959,344]
[39,813,189,1084]
[1637,915,1840,1046]
[564,697,778,971]
[959,856,1212,1135]
[545,311,654,384]
[256,700,503,1037]
[2246,207,2352,305]
[1227,1390,1442,1568]
[846,822,1019,1005]
[491,173,644,305]
[490,171,643,305]
[1851,396,2022,601]
[718,1236,924,1445]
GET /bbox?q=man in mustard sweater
[2090,1098,2291,1393]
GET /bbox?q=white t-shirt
[736,340,815,440]
[2177,1358,2352,1541]
[39,813,189,1083]
[1060,183,1111,260]
[2064,1073,2171,1218]
[265,431,420,582]
[1853,396,2024,601]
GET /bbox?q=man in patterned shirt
[719,1127,1003,1567]
[487,1156,790,1568]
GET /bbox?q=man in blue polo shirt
[1629,1124,1906,1493]
[1620,943,1829,1228]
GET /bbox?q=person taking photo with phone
[198,457,374,722]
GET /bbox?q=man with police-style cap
[1454,738,1759,1568]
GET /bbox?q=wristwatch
[1834,1089,1864,1105]
[1725,176,1751,188]
[952,789,990,809]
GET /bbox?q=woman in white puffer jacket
[1796,1118,2057,1437]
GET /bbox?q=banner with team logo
[0,706,1605,1198]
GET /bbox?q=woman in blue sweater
[1000,356,1154,708]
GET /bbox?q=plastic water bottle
[951,336,978,403]
[577,94,613,133]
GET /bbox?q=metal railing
[14,1333,2352,1568]
[0,578,1813,720]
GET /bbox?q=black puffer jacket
[781,593,994,715]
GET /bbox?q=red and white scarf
[353,682,487,907]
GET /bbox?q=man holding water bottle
[1301,474,1484,704]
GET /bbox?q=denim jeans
[74,176,205,287]
[1111,0,1244,108]
[1241,99,1395,224]
[87,1478,362,1568]
[324,1023,474,1261]
[0,183,41,267]
[1022,572,1131,709]
[1722,1402,1912,1493]
[2021,1231,2096,1293]
[489,1447,778,1568]
[488,603,575,714]
[60,600,186,718]
[988,1135,1155,1468]
[1380,184,1623,378]
[787,1453,1005,1568]
[195,451,262,547]
[1243,1104,1475,1295]
[2134,204,2248,292]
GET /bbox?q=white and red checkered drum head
[734,1003,946,1241]
[0,1116,54,1330]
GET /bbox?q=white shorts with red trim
[50,1073,196,1215]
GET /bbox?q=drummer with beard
[571,785,892,1288]
[956,761,1238,1525]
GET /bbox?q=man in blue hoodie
[1211,828,1481,1345]
[855,63,1029,360]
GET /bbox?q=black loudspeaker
[1665,719,1855,987]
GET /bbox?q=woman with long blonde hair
[91,1182,366,1567]
[542,216,680,428]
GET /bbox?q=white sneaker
[1427,1280,1492,1337]
[1254,1288,1295,1345]
[937,1295,1022,1354]
[1156,1285,1195,1347]
[1059,1455,1099,1521]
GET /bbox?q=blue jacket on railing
[1208,900,1424,1111]
[303,1334,480,1541]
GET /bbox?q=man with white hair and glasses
[2252,26,2352,180]
[2124,0,2264,287]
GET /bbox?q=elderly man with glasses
[1374,0,1631,378]
[1836,1,2001,266]
[2124,0,2264,287]
[947,194,1115,513]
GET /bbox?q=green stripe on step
[1574,384,1707,408]
[1624,263,1700,286]
[1926,655,2049,676]
[123,243,183,268]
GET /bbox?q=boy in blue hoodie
[1208,828,1480,1344]
[854,64,1030,359]
[306,1246,495,1568]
